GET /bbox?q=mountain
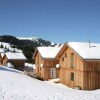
[18,37,52,47]
[0,35,59,63]
[0,35,53,46]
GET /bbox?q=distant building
[0,54,2,65]
[2,52,27,70]
[56,42,100,90]
[0,48,5,65]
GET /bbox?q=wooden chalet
[0,54,2,65]
[2,52,27,70]
[34,46,62,80]
[0,48,5,65]
[56,42,100,90]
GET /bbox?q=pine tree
[7,48,9,52]
[13,49,15,52]
[5,46,7,49]
[1,44,3,48]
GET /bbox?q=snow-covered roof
[5,52,27,60]
[68,42,100,59]
[37,46,62,58]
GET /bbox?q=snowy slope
[18,37,60,47]
[0,42,22,53]
[18,37,50,46]
[0,66,100,100]
[18,37,39,42]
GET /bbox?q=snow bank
[0,66,100,100]
[25,63,36,69]
[7,62,14,68]
[48,78,60,83]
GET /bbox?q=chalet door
[50,68,56,79]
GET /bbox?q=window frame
[71,72,74,81]
[62,57,64,61]
[65,53,67,57]
[71,53,74,68]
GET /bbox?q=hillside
[18,37,52,46]
[0,35,59,63]
[0,66,100,100]
[0,35,53,46]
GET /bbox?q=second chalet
[34,46,62,80]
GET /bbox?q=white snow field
[0,66,100,100]
[0,42,22,53]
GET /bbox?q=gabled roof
[56,43,68,59]
[68,42,100,60]
[35,46,63,59]
[4,52,27,60]
[56,42,100,60]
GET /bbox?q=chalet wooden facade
[56,42,100,90]
[0,54,2,65]
[2,52,27,70]
[34,46,62,80]
[0,48,5,65]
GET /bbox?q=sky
[0,0,100,43]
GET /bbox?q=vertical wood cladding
[59,46,100,90]
[34,51,60,80]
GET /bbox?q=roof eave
[56,43,68,59]
[83,58,100,61]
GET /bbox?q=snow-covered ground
[25,63,36,70]
[0,42,22,53]
[0,66,100,100]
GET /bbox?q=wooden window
[71,72,74,81]
[62,57,64,61]
[65,53,67,57]
[71,53,74,68]
[41,57,42,61]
